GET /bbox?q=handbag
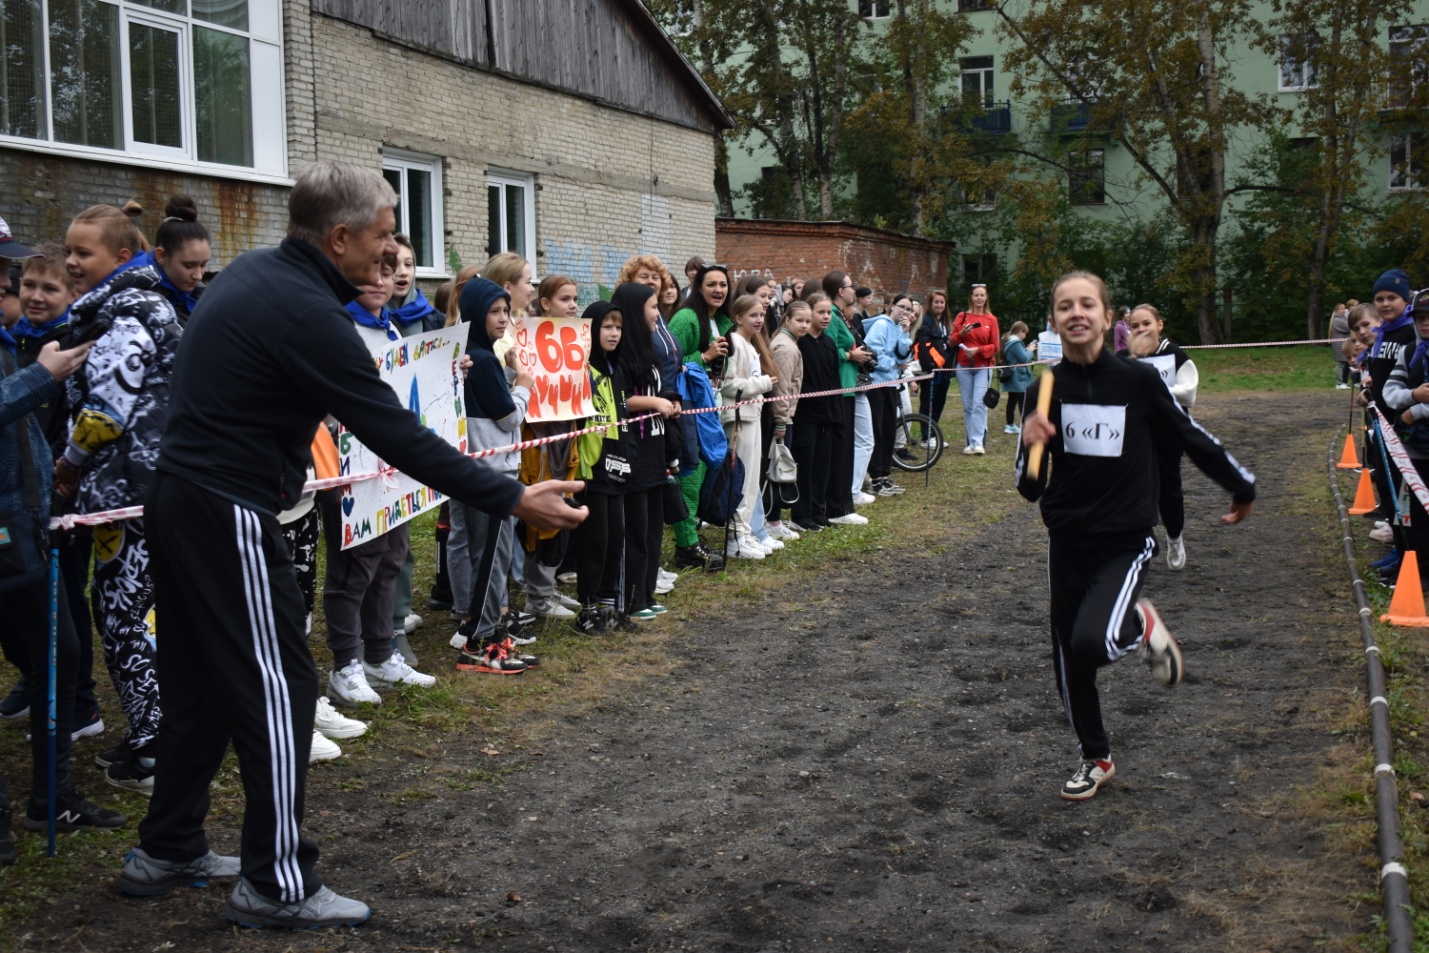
[0,351,49,593]
[982,385,1001,410]
[767,438,797,484]
[662,476,689,526]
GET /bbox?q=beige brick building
[0,0,730,299]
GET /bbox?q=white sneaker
[402,612,422,634]
[854,492,878,505]
[1369,524,1395,543]
[305,613,313,636]
[314,696,368,740]
[309,730,342,763]
[973,445,985,455]
[1166,535,1186,572]
[449,628,470,649]
[528,598,576,620]
[328,661,382,706]
[923,438,937,449]
[555,592,581,610]
[962,445,977,455]
[728,536,766,559]
[766,522,800,540]
[657,568,677,583]
[557,571,579,585]
[655,578,675,595]
[828,513,869,526]
[362,652,437,689]
[761,537,784,552]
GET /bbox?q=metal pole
[46,547,58,857]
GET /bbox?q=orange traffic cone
[1337,433,1362,469]
[1381,551,1429,626]
[1348,469,1378,515]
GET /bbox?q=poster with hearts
[338,323,471,550]
[510,316,595,421]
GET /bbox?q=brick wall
[715,219,954,301]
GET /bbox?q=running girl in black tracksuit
[1016,272,1256,802]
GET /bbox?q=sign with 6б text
[338,323,471,550]
[511,316,594,422]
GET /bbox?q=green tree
[993,0,1281,343]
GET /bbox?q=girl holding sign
[1123,304,1199,571]
[1015,271,1254,802]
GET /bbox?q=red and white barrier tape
[1371,404,1429,514]
[45,335,1335,530]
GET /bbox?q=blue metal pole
[47,547,57,857]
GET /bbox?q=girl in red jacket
[951,283,1001,454]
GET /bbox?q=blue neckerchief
[11,308,70,340]
[345,300,399,341]
[390,289,436,328]
[1373,305,1413,360]
[133,251,198,316]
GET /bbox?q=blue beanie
[1374,268,1412,303]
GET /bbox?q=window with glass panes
[0,0,283,174]
[487,171,534,263]
[382,150,445,275]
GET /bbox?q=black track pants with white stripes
[139,472,320,903]
[1047,535,1154,762]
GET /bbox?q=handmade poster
[339,323,471,550]
[511,316,594,421]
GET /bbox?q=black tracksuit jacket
[156,238,523,518]
[1015,349,1255,544]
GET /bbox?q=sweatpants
[850,394,874,496]
[791,420,839,526]
[624,486,663,612]
[725,418,762,538]
[140,472,320,903]
[90,518,162,753]
[1048,534,1155,762]
[1155,433,1186,540]
[828,399,856,517]
[673,462,706,549]
[523,545,559,604]
[0,570,78,811]
[1006,391,1027,427]
[447,502,472,617]
[279,507,319,617]
[463,506,515,642]
[575,491,624,610]
[320,506,406,668]
[866,385,897,480]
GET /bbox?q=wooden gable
[310,0,732,133]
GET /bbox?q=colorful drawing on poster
[511,317,594,422]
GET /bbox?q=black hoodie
[157,238,524,518]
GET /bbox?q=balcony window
[1391,133,1425,191]
[1278,34,1320,91]
[1069,149,1105,205]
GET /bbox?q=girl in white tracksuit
[721,294,775,559]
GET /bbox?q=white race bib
[1060,404,1127,458]
[1141,354,1176,389]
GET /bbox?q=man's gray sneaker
[117,847,241,896]
[221,877,371,930]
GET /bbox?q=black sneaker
[106,755,156,796]
[574,606,612,635]
[789,520,824,534]
[0,811,15,865]
[0,677,29,720]
[503,613,537,646]
[23,793,126,832]
[1060,758,1116,801]
[894,448,918,463]
[454,640,527,675]
[96,739,131,769]
[611,613,642,633]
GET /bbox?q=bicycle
[891,412,944,472]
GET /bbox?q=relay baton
[1028,373,1054,480]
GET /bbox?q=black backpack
[697,446,745,527]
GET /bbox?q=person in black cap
[1382,289,1429,585]
[1363,268,1417,561]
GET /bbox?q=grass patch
[1195,344,1339,393]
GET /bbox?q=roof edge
[623,0,735,132]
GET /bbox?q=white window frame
[1277,34,1320,92]
[487,169,536,264]
[1390,133,1425,191]
[382,148,447,278]
[0,0,288,183]
[859,0,890,19]
[960,56,995,107]
[1069,148,1106,206]
[1389,25,1429,108]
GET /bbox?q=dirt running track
[22,390,1368,952]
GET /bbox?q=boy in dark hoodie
[452,278,537,674]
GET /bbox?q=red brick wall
[715,219,953,300]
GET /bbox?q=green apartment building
[721,0,1429,297]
